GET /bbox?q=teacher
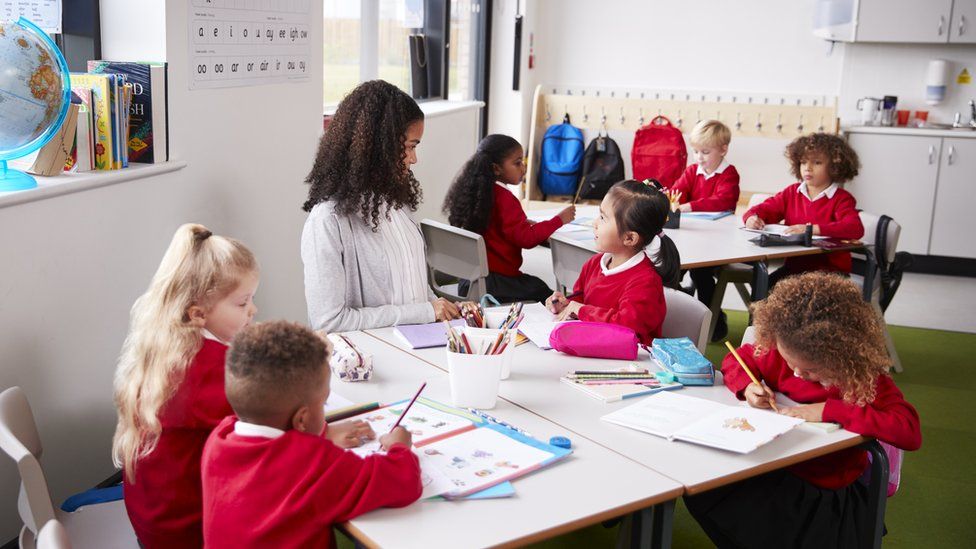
[301,80,460,332]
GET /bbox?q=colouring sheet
[347,400,475,457]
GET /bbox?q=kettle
[856,97,882,126]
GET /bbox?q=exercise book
[394,319,467,349]
[682,211,733,220]
[560,376,683,403]
[601,391,803,454]
[741,224,828,240]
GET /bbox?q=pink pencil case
[549,322,639,360]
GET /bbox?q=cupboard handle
[961,15,967,36]
[939,15,945,35]
[947,145,955,165]
[929,145,935,164]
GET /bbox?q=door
[929,138,976,258]
[950,0,976,43]
[857,0,953,42]
[846,133,942,255]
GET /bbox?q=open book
[343,398,571,499]
[601,391,803,454]
[740,224,828,240]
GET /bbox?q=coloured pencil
[724,341,779,412]
[324,401,380,423]
[389,383,426,433]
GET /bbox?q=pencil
[389,382,427,433]
[724,341,779,412]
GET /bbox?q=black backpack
[577,134,625,201]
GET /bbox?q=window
[323,0,361,106]
[448,0,480,101]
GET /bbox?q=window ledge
[0,161,189,210]
[323,99,484,119]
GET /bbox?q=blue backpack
[538,115,584,196]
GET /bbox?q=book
[394,319,466,349]
[70,74,116,170]
[28,104,79,177]
[345,397,571,499]
[682,210,733,220]
[560,376,683,402]
[741,224,828,240]
[517,320,576,350]
[601,391,803,454]
[88,61,168,164]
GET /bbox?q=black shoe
[710,311,729,343]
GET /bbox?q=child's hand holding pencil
[725,341,779,412]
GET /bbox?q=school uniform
[742,182,864,284]
[123,331,233,549]
[669,160,741,212]
[569,251,666,346]
[684,344,921,548]
[201,416,422,549]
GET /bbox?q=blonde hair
[689,119,731,148]
[112,223,257,481]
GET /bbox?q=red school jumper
[484,183,564,277]
[742,182,864,274]
[723,344,921,489]
[669,162,741,212]
[123,338,233,548]
[201,416,422,549]
[569,252,666,346]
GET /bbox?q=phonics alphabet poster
[187,0,311,90]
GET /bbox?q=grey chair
[0,387,137,549]
[420,219,490,301]
[662,288,713,352]
[550,235,594,293]
[37,520,70,549]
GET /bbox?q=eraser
[549,436,572,449]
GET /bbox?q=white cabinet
[847,133,942,254]
[857,0,953,43]
[929,138,976,257]
[950,0,976,43]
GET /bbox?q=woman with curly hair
[301,80,460,332]
[743,132,864,287]
[442,134,575,303]
[685,272,921,548]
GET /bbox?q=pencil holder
[446,328,515,409]
[663,209,680,229]
[460,327,516,379]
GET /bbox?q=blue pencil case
[651,337,715,386]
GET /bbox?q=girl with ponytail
[113,223,259,548]
[546,179,680,345]
[443,134,575,303]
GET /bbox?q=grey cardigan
[301,200,436,332]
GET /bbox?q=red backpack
[631,116,687,186]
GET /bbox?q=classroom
[0,0,974,547]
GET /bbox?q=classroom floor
[337,311,976,548]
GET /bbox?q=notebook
[345,397,571,499]
[394,319,467,349]
[485,302,555,327]
[682,210,733,220]
[560,376,683,402]
[741,224,828,240]
[601,391,803,454]
[517,321,574,350]
[737,394,841,433]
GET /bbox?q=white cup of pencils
[445,325,515,409]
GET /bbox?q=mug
[856,97,882,125]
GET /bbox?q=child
[685,272,921,548]
[545,180,680,345]
[202,321,421,547]
[112,224,259,548]
[669,120,740,341]
[443,134,575,303]
[743,132,864,287]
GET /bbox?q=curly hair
[226,321,331,422]
[303,80,425,230]
[750,272,890,406]
[442,134,522,233]
[785,133,860,184]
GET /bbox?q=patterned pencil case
[327,334,373,382]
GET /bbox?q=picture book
[394,319,467,349]
[87,61,168,164]
[737,394,841,434]
[70,74,115,170]
[601,391,803,454]
[344,397,571,499]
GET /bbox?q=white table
[332,332,684,549]
[362,329,864,495]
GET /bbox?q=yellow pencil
[724,341,779,412]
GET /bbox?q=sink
[913,123,976,131]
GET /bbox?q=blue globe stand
[0,160,38,192]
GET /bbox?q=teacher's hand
[431,298,461,321]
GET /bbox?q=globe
[0,17,71,192]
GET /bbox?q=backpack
[631,116,687,186]
[578,134,626,201]
[538,115,585,196]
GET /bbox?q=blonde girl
[112,224,258,548]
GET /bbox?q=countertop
[843,125,976,139]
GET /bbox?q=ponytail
[653,234,681,289]
[443,134,523,234]
[606,180,683,289]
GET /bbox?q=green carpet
[340,312,976,547]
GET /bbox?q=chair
[37,520,70,549]
[661,288,712,352]
[420,219,490,301]
[550,235,594,293]
[0,387,137,549]
[741,325,756,346]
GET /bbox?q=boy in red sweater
[669,120,740,341]
[684,272,920,548]
[546,180,680,345]
[743,133,864,288]
[202,321,422,548]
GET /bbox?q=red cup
[914,110,929,127]
[896,110,910,126]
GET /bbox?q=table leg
[651,499,675,549]
[615,501,674,549]
[748,261,769,326]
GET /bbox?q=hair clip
[195,229,213,241]
[657,231,665,239]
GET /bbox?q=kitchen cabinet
[929,138,976,257]
[856,0,954,43]
[950,0,976,43]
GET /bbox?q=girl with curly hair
[743,132,864,286]
[442,134,575,303]
[301,80,460,332]
[685,272,921,548]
